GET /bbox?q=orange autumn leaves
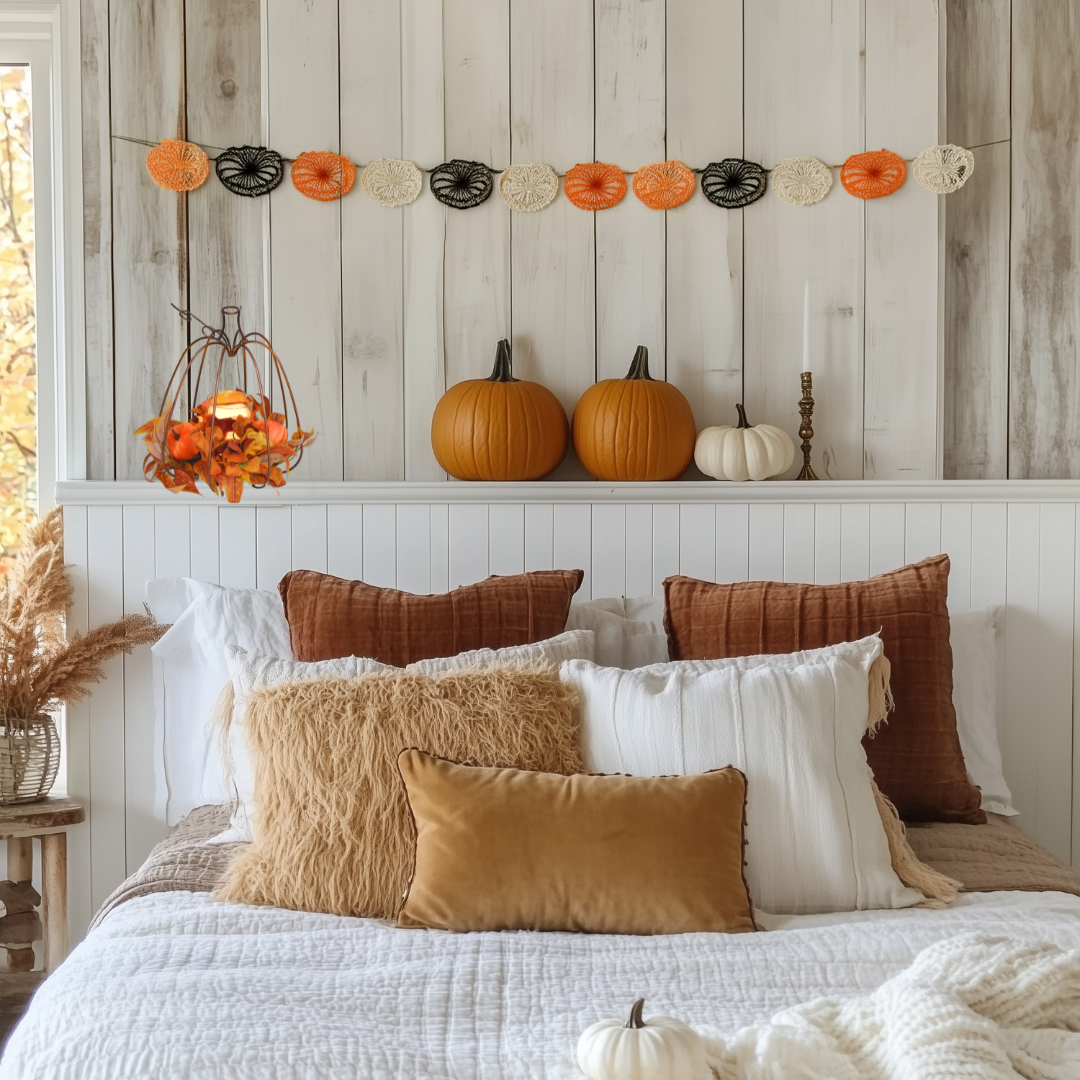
[136,390,315,504]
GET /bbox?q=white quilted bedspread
[4,891,1080,1080]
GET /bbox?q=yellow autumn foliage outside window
[0,67,35,579]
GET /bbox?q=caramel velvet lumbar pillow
[397,750,756,935]
[663,555,984,824]
[279,569,585,665]
[215,668,582,918]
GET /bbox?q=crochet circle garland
[361,158,423,207]
[215,146,284,198]
[563,162,627,211]
[633,159,696,209]
[912,144,975,194]
[700,158,767,209]
[146,139,210,192]
[429,160,493,208]
[499,163,559,212]
[770,156,833,207]
[291,151,357,201]
[840,149,906,200]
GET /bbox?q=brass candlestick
[797,371,819,481]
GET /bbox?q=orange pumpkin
[431,339,568,481]
[572,346,696,481]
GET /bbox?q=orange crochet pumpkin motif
[632,160,696,209]
[146,139,210,192]
[840,149,906,200]
[564,162,627,211]
[291,151,357,202]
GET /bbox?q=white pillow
[147,579,292,824]
[951,607,1015,816]
[561,635,924,915]
[214,629,597,844]
[566,596,667,668]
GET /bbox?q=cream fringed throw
[703,933,1080,1079]
[215,668,581,919]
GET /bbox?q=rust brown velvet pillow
[663,555,984,825]
[397,749,756,935]
[279,569,584,665]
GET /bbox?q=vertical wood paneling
[429,505,450,591]
[946,0,1011,148]
[524,504,554,572]
[267,0,342,480]
[904,502,942,564]
[652,504,680,597]
[510,0,594,443]
[449,505,490,588]
[1009,2,1080,478]
[944,141,1011,479]
[489,504,525,577]
[396,505,431,594]
[340,0,405,480]
[185,0,265,325]
[679,504,715,583]
[594,0,665,382]
[291,504,328,573]
[122,506,163,874]
[783,504,815,583]
[255,507,292,591]
[81,0,114,479]
[814,504,842,585]
[401,0,446,480]
[666,0,743,429]
[1036,503,1075,861]
[970,503,1008,609]
[869,503,906,575]
[591,504,627,600]
[362,504,397,587]
[189,505,220,584]
[110,0,188,481]
[715,503,749,584]
[86,506,126,910]
[442,0,511,395]
[326,505,365,581]
[748,503,784,581]
[744,0,865,480]
[154,505,191,580]
[940,501,973,610]
[840,503,871,581]
[553,505,592,598]
[625,504,654,597]
[864,0,942,480]
[218,507,256,589]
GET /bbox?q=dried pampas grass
[0,507,167,718]
[216,668,582,919]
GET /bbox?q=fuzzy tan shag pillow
[215,668,582,918]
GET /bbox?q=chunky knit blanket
[704,934,1080,1080]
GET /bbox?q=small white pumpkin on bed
[695,404,795,482]
[577,998,706,1080]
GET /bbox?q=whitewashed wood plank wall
[58,480,1080,944]
[83,0,952,485]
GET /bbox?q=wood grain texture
[946,0,1011,147]
[81,0,114,480]
[944,141,1010,478]
[341,0,405,480]
[743,0,865,480]
[109,0,188,481]
[41,833,67,974]
[1009,1,1080,479]
[266,0,343,481]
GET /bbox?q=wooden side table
[0,798,84,975]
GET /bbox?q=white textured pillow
[562,636,925,915]
[214,629,596,844]
[566,596,667,668]
[951,607,1016,816]
[147,579,292,824]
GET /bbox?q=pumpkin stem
[625,346,654,381]
[488,339,518,383]
[735,403,751,429]
[625,999,646,1029]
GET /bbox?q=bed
[3,804,1079,1080]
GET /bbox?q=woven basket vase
[0,715,59,804]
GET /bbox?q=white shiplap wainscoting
[58,480,1080,944]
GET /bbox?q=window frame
[0,1,85,510]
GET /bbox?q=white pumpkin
[576,999,706,1080]
[695,404,795,482]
